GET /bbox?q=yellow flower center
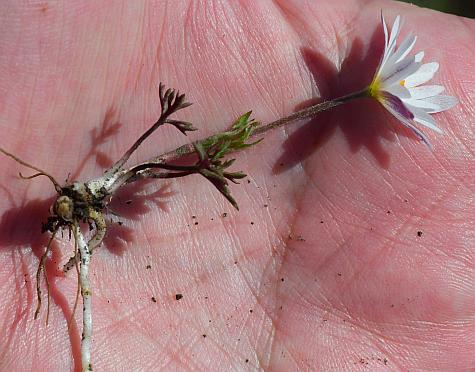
[368,78,382,100]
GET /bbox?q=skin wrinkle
[173,322,234,369]
[0,1,475,370]
[234,3,289,114]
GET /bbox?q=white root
[75,225,93,372]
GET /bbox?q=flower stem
[253,88,368,136]
[150,88,368,164]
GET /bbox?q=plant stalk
[149,89,368,165]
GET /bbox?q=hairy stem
[147,89,368,165]
[74,225,93,372]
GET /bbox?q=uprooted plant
[0,82,266,370]
[2,14,457,365]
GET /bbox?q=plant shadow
[274,25,421,173]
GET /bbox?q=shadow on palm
[275,25,428,174]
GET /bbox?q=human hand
[0,1,473,370]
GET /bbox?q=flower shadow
[274,26,413,173]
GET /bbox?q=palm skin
[0,1,473,371]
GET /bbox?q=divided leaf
[193,112,261,210]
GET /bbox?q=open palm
[1,1,473,371]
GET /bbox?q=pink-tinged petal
[406,104,443,133]
[424,95,459,113]
[380,92,414,120]
[408,85,445,99]
[381,100,432,148]
[404,62,439,87]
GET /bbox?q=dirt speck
[417,230,423,237]
[146,264,151,270]
[151,297,156,303]
[175,294,183,300]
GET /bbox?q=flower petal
[408,85,445,99]
[388,34,417,66]
[381,15,402,68]
[415,51,424,63]
[380,92,414,120]
[387,16,402,56]
[381,101,432,148]
[402,97,440,112]
[406,105,443,133]
[376,14,391,75]
[386,83,411,99]
[424,95,459,113]
[380,55,420,87]
[404,62,439,87]
[382,12,389,50]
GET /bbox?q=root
[0,147,62,193]
[74,224,93,371]
[68,229,81,330]
[34,230,57,323]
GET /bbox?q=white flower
[368,14,458,147]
